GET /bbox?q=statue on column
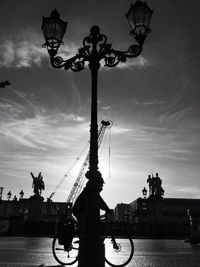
[30,172,45,197]
[147,174,154,196]
[147,173,164,198]
[154,173,164,197]
[28,172,45,223]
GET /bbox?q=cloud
[176,186,200,197]
[129,98,166,106]
[0,38,46,68]
[102,106,111,110]
[0,86,44,121]
[0,31,79,68]
[0,40,15,67]
[116,56,151,69]
[111,125,131,134]
[58,43,80,59]
[0,113,87,150]
[159,105,200,129]
[65,114,85,122]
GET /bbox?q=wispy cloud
[0,40,15,67]
[0,113,87,150]
[116,55,152,69]
[129,98,167,106]
[0,38,46,68]
[58,43,80,60]
[0,86,44,121]
[111,125,131,134]
[0,28,80,68]
[102,106,111,110]
[159,105,200,128]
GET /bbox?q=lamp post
[42,1,153,266]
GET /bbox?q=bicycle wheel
[105,237,134,267]
[52,236,79,265]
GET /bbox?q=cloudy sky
[0,0,200,208]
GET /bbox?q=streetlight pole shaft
[87,26,101,176]
[89,61,100,175]
[77,28,105,267]
[78,60,105,266]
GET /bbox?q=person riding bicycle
[52,179,134,267]
[72,176,112,240]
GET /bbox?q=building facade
[113,173,200,237]
[1,172,200,238]
[0,197,67,235]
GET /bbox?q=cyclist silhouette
[72,177,112,239]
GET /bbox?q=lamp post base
[78,240,105,267]
[75,175,105,267]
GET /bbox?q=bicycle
[52,221,134,266]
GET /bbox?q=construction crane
[66,120,112,205]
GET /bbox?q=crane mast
[67,120,112,204]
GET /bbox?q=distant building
[0,196,69,235]
[114,203,130,223]
[113,173,200,237]
[128,197,200,236]
[1,172,200,238]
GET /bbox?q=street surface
[0,237,200,266]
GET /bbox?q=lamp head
[42,9,68,56]
[126,0,153,44]
[142,187,147,198]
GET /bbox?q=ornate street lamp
[142,186,147,198]
[7,190,12,201]
[42,2,153,267]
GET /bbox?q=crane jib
[48,120,112,202]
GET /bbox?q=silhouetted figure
[72,177,111,240]
[31,172,45,196]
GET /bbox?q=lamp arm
[114,43,143,58]
[48,27,144,71]
[49,36,97,72]
[50,54,87,72]
[100,43,143,68]
[49,41,143,70]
